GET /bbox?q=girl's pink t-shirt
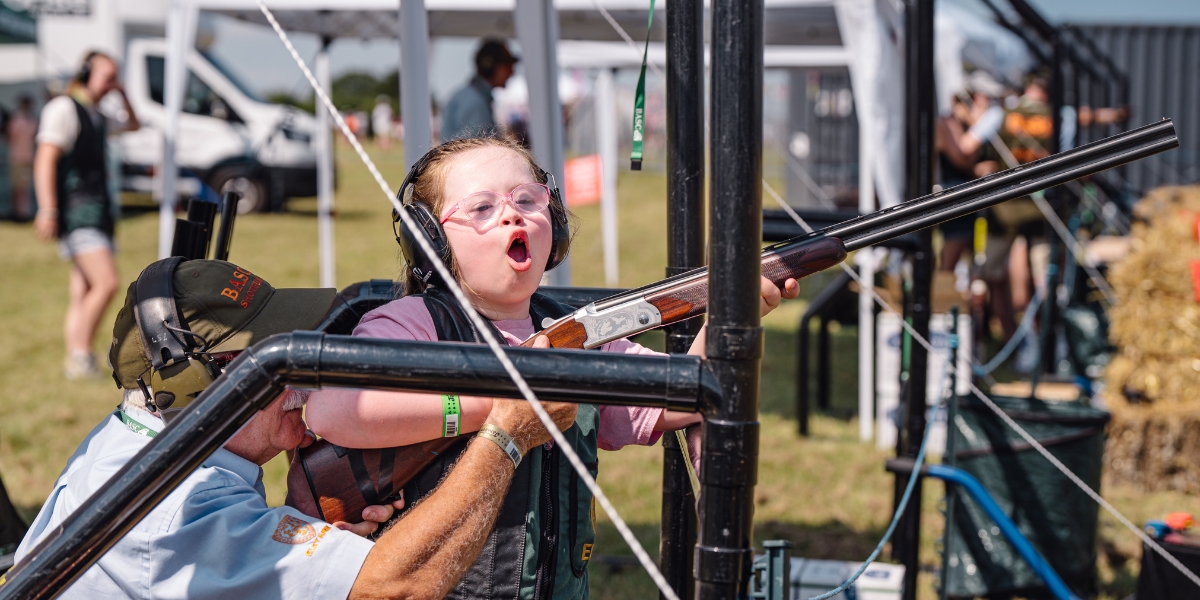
[353,296,665,451]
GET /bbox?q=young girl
[305,136,797,599]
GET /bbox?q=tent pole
[596,67,619,288]
[316,35,335,289]
[399,0,432,171]
[160,0,198,259]
[515,0,570,286]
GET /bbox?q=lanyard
[629,0,656,170]
[120,410,159,438]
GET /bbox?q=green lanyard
[630,0,657,170]
[120,410,159,438]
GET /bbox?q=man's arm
[346,336,577,600]
[33,142,61,241]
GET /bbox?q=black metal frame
[696,0,764,597]
[0,333,721,600]
[661,0,706,596]
[892,3,936,600]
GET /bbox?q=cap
[476,39,519,76]
[109,260,336,389]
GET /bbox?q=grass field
[0,139,1187,599]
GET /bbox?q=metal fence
[1073,25,1200,190]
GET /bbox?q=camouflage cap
[109,260,336,389]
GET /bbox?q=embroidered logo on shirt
[272,515,317,545]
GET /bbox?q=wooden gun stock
[286,436,462,524]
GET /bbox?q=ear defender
[393,150,571,287]
[131,257,219,421]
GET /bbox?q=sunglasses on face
[440,182,553,226]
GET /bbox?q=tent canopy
[0,0,36,44]
[206,0,841,44]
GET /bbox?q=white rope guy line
[254,3,680,598]
[591,1,1192,590]
[762,179,1200,592]
[588,0,665,82]
[1028,191,1119,306]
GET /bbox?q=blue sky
[206,0,1200,103]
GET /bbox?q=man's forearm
[349,436,517,600]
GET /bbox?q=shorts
[58,227,115,261]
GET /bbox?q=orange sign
[564,154,603,207]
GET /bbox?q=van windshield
[199,50,264,103]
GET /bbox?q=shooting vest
[399,286,598,600]
[55,97,114,237]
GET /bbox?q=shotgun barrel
[529,120,1177,349]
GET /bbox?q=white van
[119,38,320,213]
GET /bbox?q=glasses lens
[511,184,550,212]
[461,192,503,222]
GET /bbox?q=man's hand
[334,496,406,537]
[485,335,578,453]
[761,276,800,316]
[34,213,57,241]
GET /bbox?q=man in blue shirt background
[442,39,518,141]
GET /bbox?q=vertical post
[596,68,620,288]
[894,1,935,599]
[399,0,432,171]
[662,0,704,597]
[697,0,763,598]
[160,0,198,259]
[1038,33,1065,378]
[316,36,336,289]
[515,0,570,286]
[938,305,961,600]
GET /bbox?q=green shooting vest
[399,287,598,600]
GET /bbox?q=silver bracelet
[477,423,522,468]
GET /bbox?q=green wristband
[442,394,461,437]
[478,423,522,468]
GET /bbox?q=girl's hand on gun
[761,276,800,316]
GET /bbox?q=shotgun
[286,120,1177,524]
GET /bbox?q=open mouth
[507,234,531,268]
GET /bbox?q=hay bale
[1102,186,1200,491]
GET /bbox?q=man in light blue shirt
[442,39,518,141]
[13,259,577,599]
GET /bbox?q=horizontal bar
[5,332,718,600]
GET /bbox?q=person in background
[8,96,38,222]
[441,39,518,141]
[372,94,394,151]
[33,51,139,379]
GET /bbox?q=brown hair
[402,136,571,294]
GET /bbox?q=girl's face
[440,146,554,317]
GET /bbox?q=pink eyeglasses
[440,182,553,225]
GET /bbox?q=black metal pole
[1038,33,1066,379]
[894,2,935,599]
[2,333,720,600]
[696,0,763,598]
[213,191,240,262]
[662,0,706,596]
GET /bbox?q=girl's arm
[305,388,493,448]
[655,275,800,432]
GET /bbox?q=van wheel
[211,170,267,214]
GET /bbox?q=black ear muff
[543,174,571,272]
[395,202,452,287]
[131,257,215,421]
[76,51,96,84]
